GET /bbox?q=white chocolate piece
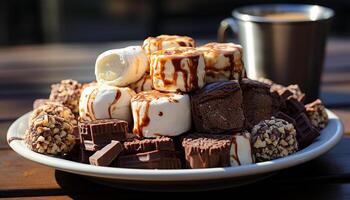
[129,73,153,93]
[79,84,135,123]
[131,90,191,138]
[95,46,148,87]
[230,131,254,166]
[197,42,245,83]
[150,47,206,92]
[142,35,195,58]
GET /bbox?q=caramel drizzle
[231,137,241,165]
[133,100,150,137]
[157,55,199,92]
[86,88,98,121]
[7,136,24,143]
[108,90,121,118]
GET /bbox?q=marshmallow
[230,131,254,166]
[129,73,153,93]
[150,47,206,92]
[95,46,148,87]
[131,90,191,138]
[142,35,195,59]
[197,42,245,83]
[79,84,135,123]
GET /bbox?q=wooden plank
[0,150,60,190]
[0,197,70,200]
[0,121,12,149]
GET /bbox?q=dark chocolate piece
[64,146,93,164]
[79,119,128,151]
[123,137,175,155]
[190,80,245,134]
[274,111,296,125]
[240,79,280,129]
[117,150,181,169]
[182,134,232,168]
[89,141,123,166]
[285,98,305,118]
[295,113,320,148]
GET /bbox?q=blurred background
[0,0,349,45]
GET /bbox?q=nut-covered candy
[29,102,77,126]
[251,117,298,162]
[49,79,82,116]
[25,114,76,155]
[305,99,328,130]
[257,78,305,102]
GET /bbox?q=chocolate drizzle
[7,136,24,143]
[108,90,121,118]
[156,53,200,92]
[133,101,150,137]
[230,137,241,165]
[86,88,98,121]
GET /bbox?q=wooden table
[1,38,350,199]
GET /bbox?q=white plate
[7,110,343,185]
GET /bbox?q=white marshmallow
[95,46,148,87]
[131,90,191,138]
[79,84,135,123]
[197,42,245,83]
[230,131,254,166]
[142,35,195,58]
[150,47,206,92]
[129,73,153,93]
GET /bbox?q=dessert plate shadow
[7,110,343,191]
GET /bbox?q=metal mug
[218,4,334,102]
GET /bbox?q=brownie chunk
[182,134,232,168]
[123,137,175,155]
[240,79,280,129]
[117,150,181,169]
[190,80,245,134]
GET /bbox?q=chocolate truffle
[49,79,82,116]
[240,79,280,129]
[305,99,328,130]
[257,78,305,102]
[25,114,76,155]
[251,117,298,162]
[30,102,77,126]
[190,80,245,134]
[182,134,232,168]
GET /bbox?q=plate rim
[7,109,344,181]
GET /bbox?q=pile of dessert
[24,35,329,169]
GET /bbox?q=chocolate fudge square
[240,79,280,129]
[190,80,245,134]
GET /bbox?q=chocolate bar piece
[285,98,305,118]
[89,141,123,166]
[79,119,128,151]
[190,80,245,134]
[182,134,232,168]
[64,146,93,164]
[240,79,280,129]
[274,111,296,125]
[123,137,175,155]
[295,113,320,148]
[117,150,181,169]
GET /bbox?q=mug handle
[217,18,238,42]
